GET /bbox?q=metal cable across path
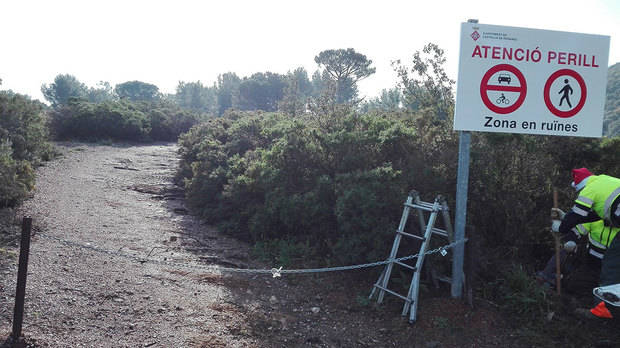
[36,232,467,278]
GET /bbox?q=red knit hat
[571,168,593,191]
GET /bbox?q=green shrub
[331,165,405,264]
[0,140,35,207]
[0,91,53,164]
[178,111,444,265]
[49,99,206,142]
[490,264,551,318]
[251,239,315,267]
[144,102,208,141]
[50,100,148,141]
[0,91,52,207]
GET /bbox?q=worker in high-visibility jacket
[556,168,620,319]
[566,220,620,293]
[574,220,620,261]
[538,219,618,293]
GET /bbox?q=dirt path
[1,143,510,348]
[0,143,263,347]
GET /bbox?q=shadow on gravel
[141,183,252,270]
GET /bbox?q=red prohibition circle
[543,69,587,118]
[479,64,527,114]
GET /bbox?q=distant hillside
[604,62,620,137]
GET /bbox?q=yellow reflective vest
[575,220,620,259]
[573,175,620,221]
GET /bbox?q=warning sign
[453,23,610,138]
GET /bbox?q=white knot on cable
[271,266,283,278]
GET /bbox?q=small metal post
[12,217,32,342]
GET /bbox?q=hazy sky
[1,0,618,103]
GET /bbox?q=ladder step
[430,227,449,238]
[393,260,417,271]
[404,202,436,212]
[396,230,425,241]
[373,284,411,302]
[405,201,447,212]
[416,226,449,238]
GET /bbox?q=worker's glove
[551,208,566,219]
[564,240,577,253]
[551,219,562,233]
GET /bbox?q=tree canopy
[115,81,160,102]
[87,81,115,103]
[238,72,287,112]
[392,43,455,119]
[216,72,241,115]
[278,68,313,117]
[41,74,88,107]
[175,81,217,114]
[314,48,376,103]
[361,88,402,112]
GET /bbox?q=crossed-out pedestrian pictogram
[479,64,527,114]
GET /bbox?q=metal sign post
[449,18,479,300]
[452,131,470,298]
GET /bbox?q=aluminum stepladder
[369,190,455,323]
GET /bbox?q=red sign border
[479,64,527,115]
[543,69,587,118]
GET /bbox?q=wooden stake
[12,217,32,341]
[553,189,561,295]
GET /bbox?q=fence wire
[37,232,467,278]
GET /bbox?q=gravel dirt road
[0,143,510,348]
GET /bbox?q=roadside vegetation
[1,47,620,345]
[0,88,54,207]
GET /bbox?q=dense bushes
[48,99,208,142]
[0,92,53,207]
[50,100,148,141]
[178,109,620,278]
[178,110,458,265]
